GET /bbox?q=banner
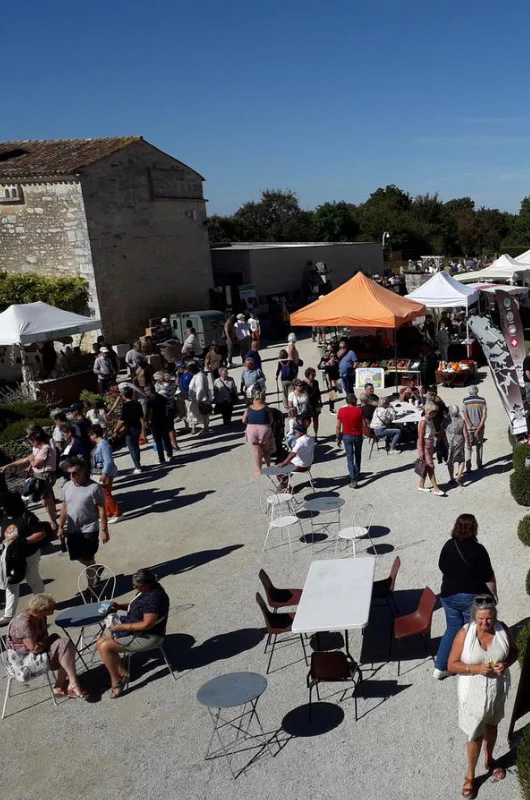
[468,315,527,436]
[238,284,258,312]
[496,290,526,387]
[355,367,385,390]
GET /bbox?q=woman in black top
[96,568,170,698]
[116,386,144,473]
[434,514,497,679]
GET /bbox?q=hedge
[0,418,52,445]
[517,724,530,799]
[518,517,530,547]
[517,620,530,667]
[0,272,89,315]
[510,470,530,507]
[513,443,530,473]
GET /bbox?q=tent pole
[19,345,37,400]
[394,335,398,391]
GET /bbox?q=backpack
[280,360,296,381]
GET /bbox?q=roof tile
[0,137,142,178]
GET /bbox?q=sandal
[486,762,506,782]
[110,678,126,699]
[67,686,88,700]
[462,777,477,798]
[53,686,68,697]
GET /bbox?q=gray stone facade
[0,139,213,342]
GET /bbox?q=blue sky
[3,0,530,215]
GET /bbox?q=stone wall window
[0,185,23,204]
[186,209,198,221]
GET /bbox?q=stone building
[0,137,213,341]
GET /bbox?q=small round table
[197,672,269,778]
[56,602,111,669]
[302,496,345,551]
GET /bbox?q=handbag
[6,649,51,683]
[414,457,427,477]
[198,400,213,415]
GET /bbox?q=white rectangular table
[292,558,376,647]
[391,401,424,425]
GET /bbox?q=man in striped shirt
[462,386,487,471]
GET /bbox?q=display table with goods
[435,360,477,387]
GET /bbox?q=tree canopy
[207,186,527,259]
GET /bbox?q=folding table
[56,601,111,669]
[292,557,376,656]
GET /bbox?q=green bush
[2,400,50,420]
[518,517,530,546]
[0,272,89,314]
[517,620,530,667]
[517,721,530,799]
[0,418,51,445]
[513,443,530,473]
[511,471,530,507]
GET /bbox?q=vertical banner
[238,284,258,312]
[468,315,527,436]
[496,290,526,387]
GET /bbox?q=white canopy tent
[515,248,530,265]
[0,301,101,396]
[0,301,101,345]
[456,254,530,285]
[405,270,479,308]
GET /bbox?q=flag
[496,289,526,387]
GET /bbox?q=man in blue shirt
[339,348,358,395]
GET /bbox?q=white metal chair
[287,468,316,494]
[262,500,305,555]
[0,625,57,719]
[77,565,116,654]
[123,622,176,689]
[335,503,375,557]
[78,564,116,604]
[259,490,296,516]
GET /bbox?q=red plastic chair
[258,569,302,611]
[307,651,364,721]
[371,556,401,616]
[392,587,437,675]
[255,592,307,674]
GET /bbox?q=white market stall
[0,301,101,398]
[456,254,530,285]
[405,270,479,308]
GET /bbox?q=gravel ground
[2,335,527,800]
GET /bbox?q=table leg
[61,627,90,672]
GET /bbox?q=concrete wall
[211,242,383,298]
[0,179,100,318]
[81,140,213,341]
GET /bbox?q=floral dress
[446,417,465,465]
[8,611,69,673]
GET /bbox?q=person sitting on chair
[277,423,315,490]
[96,568,169,699]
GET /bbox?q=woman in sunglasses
[448,595,518,798]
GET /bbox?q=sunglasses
[474,595,496,606]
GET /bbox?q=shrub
[517,620,530,667]
[0,272,89,314]
[510,470,530,507]
[2,400,50,420]
[0,418,51,445]
[519,517,530,546]
[517,717,530,799]
[513,443,530,473]
[80,390,103,406]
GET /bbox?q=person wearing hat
[234,314,251,363]
[93,346,116,395]
[278,422,315,489]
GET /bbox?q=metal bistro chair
[335,503,375,557]
[0,624,57,720]
[259,489,296,516]
[307,651,364,721]
[255,593,307,674]
[124,618,176,690]
[77,564,117,653]
[392,587,437,676]
[262,496,305,555]
[368,429,387,459]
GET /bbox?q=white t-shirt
[87,408,107,428]
[183,334,202,356]
[292,434,315,468]
[248,317,260,333]
[234,321,250,341]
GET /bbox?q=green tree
[357,185,412,248]
[207,215,238,244]
[0,273,89,314]
[312,201,359,241]
[232,189,313,242]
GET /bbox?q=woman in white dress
[187,363,212,437]
[448,596,518,799]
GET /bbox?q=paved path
[3,335,526,800]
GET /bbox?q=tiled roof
[0,137,142,178]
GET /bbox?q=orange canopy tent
[290,272,426,329]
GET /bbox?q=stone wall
[0,180,100,318]
[81,140,213,342]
